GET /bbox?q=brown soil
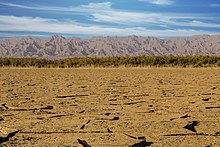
[0,68,220,146]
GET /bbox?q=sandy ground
[0,68,220,147]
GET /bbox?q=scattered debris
[124,101,146,105]
[1,104,53,111]
[202,97,211,101]
[164,132,220,136]
[205,106,220,109]
[79,86,87,88]
[124,94,149,98]
[0,116,3,121]
[86,120,91,124]
[49,115,66,118]
[183,121,198,132]
[56,95,75,98]
[0,128,19,144]
[7,89,13,92]
[148,110,155,113]
[109,103,118,106]
[215,132,220,136]
[124,134,154,147]
[41,105,54,110]
[74,94,89,97]
[108,98,117,101]
[212,86,217,90]
[1,104,8,109]
[79,110,85,114]
[124,133,138,139]
[80,125,86,130]
[107,128,113,133]
[77,139,91,147]
[137,136,146,140]
[201,93,213,96]
[180,114,190,118]
[111,116,119,120]
[20,130,106,134]
[80,120,91,130]
[131,140,154,147]
[104,113,111,116]
[56,94,88,98]
[171,114,191,121]
[36,117,44,120]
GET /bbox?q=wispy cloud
[80,2,112,10]
[0,32,49,38]
[138,0,174,5]
[0,15,214,37]
[210,3,220,7]
[90,11,220,29]
[0,1,218,29]
[0,2,111,13]
[0,2,219,37]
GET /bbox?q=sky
[0,0,220,38]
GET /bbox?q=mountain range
[0,34,220,58]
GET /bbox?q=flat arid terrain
[0,68,220,146]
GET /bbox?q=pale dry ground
[0,68,220,147]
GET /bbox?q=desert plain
[0,68,220,146]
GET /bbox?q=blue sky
[0,0,220,38]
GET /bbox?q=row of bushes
[0,55,220,68]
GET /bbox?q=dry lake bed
[0,68,220,146]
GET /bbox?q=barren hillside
[0,34,220,58]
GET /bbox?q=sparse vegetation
[0,55,220,68]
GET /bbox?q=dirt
[0,68,220,146]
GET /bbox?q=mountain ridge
[0,34,220,58]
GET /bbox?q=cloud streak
[210,3,220,7]
[0,1,219,29]
[0,2,111,13]
[138,0,174,5]
[0,32,49,38]
[0,2,219,38]
[0,15,214,37]
[91,12,220,28]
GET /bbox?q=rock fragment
[183,121,198,132]
[111,116,119,120]
[77,139,91,147]
[180,114,190,118]
[0,127,19,144]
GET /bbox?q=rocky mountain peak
[51,34,65,39]
[21,36,36,41]
[0,34,219,58]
